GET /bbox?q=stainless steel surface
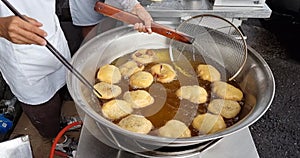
[139,0,272,19]
[76,115,259,158]
[214,0,266,7]
[66,23,275,155]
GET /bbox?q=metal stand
[76,115,259,158]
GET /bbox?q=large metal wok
[66,24,275,156]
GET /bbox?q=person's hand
[0,16,47,45]
[130,4,153,34]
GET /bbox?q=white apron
[0,0,71,104]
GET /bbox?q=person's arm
[0,16,47,45]
[115,0,153,33]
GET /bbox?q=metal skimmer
[169,14,247,81]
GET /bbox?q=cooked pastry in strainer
[158,120,191,138]
[118,114,153,134]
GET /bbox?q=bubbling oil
[95,48,245,136]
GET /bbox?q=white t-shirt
[0,0,71,104]
[69,0,139,26]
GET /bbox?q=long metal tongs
[1,0,101,97]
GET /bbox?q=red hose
[49,121,83,158]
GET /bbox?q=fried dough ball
[212,81,243,101]
[176,85,208,104]
[118,114,153,134]
[151,63,177,83]
[197,64,221,82]
[119,60,144,79]
[97,64,121,84]
[132,49,156,64]
[129,71,153,89]
[192,113,226,134]
[208,99,241,119]
[158,120,191,138]
[123,90,154,108]
[93,82,122,99]
[102,99,133,120]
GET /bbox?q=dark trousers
[20,92,62,139]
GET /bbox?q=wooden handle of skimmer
[94,1,194,44]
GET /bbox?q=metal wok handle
[94,1,194,44]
